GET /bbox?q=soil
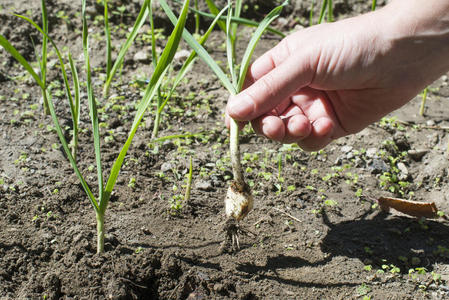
[1,0,449,299]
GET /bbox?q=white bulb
[224,182,254,221]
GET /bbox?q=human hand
[226,0,449,151]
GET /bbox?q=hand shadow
[234,208,449,288]
[320,209,449,273]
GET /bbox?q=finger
[282,114,312,143]
[291,87,344,137]
[225,113,247,130]
[297,117,335,151]
[240,37,296,91]
[288,88,340,150]
[227,47,316,121]
[251,115,285,142]
[249,38,294,81]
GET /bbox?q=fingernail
[228,94,254,120]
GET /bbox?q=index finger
[227,38,317,121]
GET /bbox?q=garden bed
[1,0,449,299]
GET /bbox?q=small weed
[363,265,372,272]
[128,177,136,189]
[356,283,371,296]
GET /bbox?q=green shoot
[13,12,81,162]
[317,0,333,24]
[4,0,190,253]
[161,0,286,231]
[82,0,105,251]
[178,1,285,37]
[327,0,334,22]
[104,0,112,79]
[419,87,428,116]
[205,0,227,32]
[184,156,193,203]
[150,3,228,139]
[371,0,377,11]
[68,53,80,160]
[309,0,315,26]
[40,0,49,115]
[318,0,327,24]
[103,1,149,97]
[194,0,200,35]
[101,0,190,252]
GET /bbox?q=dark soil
[1,0,449,299]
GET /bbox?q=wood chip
[378,197,438,218]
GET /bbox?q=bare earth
[1,0,449,299]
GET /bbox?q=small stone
[205,163,216,169]
[145,118,153,128]
[426,119,436,126]
[276,17,289,28]
[397,162,409,180]
[408,149,428,161]
[368,158,389,174]
[195,180,214,191]
[196,271,210,281]
[341,145,353,153]
[160,162,173,172]
[162,141,175,151]
[366,148,377,158]
[442,75,448,82]
[213,283,224,292]
[115,126,125,133]
[334,156,343,165]
[174,49,190,61]
[138,24,151,34]
[294,24,304,31]
[133,50,150,62]
[427,132,439,147]
[187,291,206,300]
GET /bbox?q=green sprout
[184,156,193,203]
[1,0,191,253]
[161,0,286,249]
[149,2,227,140]
[318,0,333,24]
[419,87,428,116]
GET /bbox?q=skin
[226,0,449,151]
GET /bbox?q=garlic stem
[230,118,244,187]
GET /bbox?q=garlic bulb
[224,182,254,221]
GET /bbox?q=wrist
[378,0,449,86]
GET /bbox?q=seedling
[181,0,285,37]
[149,2,227,140]
[1,0,191,253]
[39,0,49,115]
[318,0,333,24]
[102,0,153,98]
[161,0,286,249]
[184,156,193,203]
[419,87,428,116]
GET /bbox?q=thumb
[226,40,316,121]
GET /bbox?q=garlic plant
[161,0,286,250]
[1,0,191,253]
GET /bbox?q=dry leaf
[378,197,438,218]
